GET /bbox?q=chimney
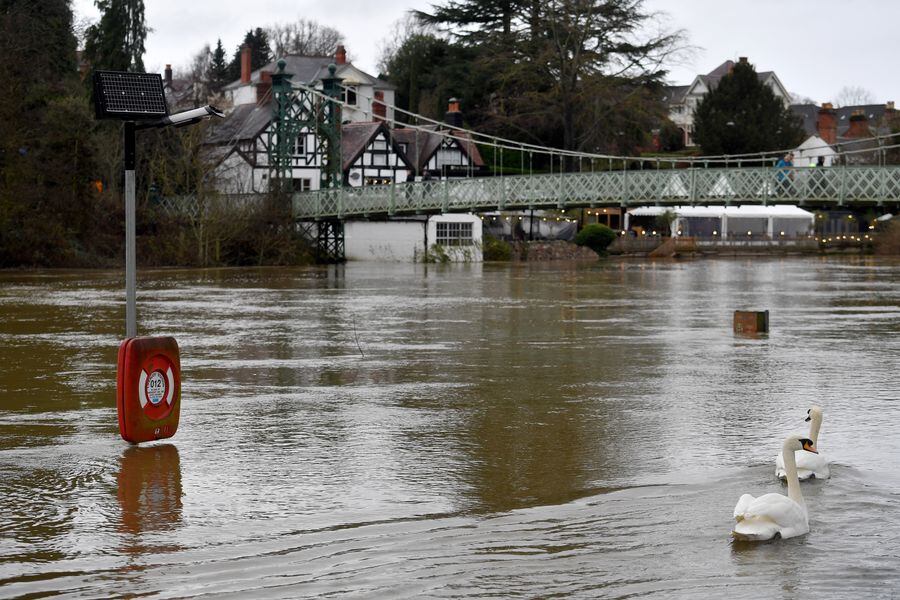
[817,102,837,145]
[164,64,172,87]
[256,70,272,104]
[845,109,871,139]
[241,44,252,84]
[373,90,386,120]
[335,45,347,65]
[445,98,463,127]
[738,56,748,64]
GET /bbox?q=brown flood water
[1,258,899,598]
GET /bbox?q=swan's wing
[742,493,807,530]
[796,451,830,477]
[733,494,756,521]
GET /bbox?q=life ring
[138,354,177,420]
[117,336,181,444]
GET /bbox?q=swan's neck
[808,414,822,445]
[782,443,805,506]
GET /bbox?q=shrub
[574,223,616,254]
[482,234,513,261]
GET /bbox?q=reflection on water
[117,444,182,552]
[0,258,899,597]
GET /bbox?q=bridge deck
[291,166,900,219]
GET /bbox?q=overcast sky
[72,0,899,105]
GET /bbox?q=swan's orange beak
[802,441,818,454]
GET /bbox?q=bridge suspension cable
[278,77,900,172]
[329,81,900,166]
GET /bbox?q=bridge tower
[268,60,345,262]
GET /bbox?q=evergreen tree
[83,0,148,72]
[416,0,531,44]
[401,1,682,159]
[208,39,230,94]
[227,28,273,82]
[693,60,805,156]
[0,0,110,266]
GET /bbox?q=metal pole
[124,122,137,338]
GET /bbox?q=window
[293,135,305,156]
[291,178,312,192]
[436,221,474,246]
[343,86,357,106]
[371,153,387,166]
[372,138,388,151]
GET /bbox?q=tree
[416,0,531,44]
[227,28,273,82]
[693,60,805,156]
[377,13,436,74]
[83,0,149,72]
[411,0,684,160]
[0,0,113,266]
[381,31,481,122]
[267,18,343,58]
[208,39,230,94]
[834,85,876,107]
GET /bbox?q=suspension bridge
[201,59,900,260]
[290,164,900,219]
[261,66,900,220]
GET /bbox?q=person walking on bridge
[775,152,794,196]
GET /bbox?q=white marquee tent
[625,205,815,239]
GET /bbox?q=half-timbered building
[392,127,485,179]
[342,122,412,187]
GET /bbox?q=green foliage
[482,234,512,260]
[574,223,616,254]
[693,61,805,155]
[392,1,681,158]
[0,0,118,266]
[208,39,230,94]
[654,209,677,234]
[658,120,685,152]
[228,28,273,82]
[382,33,482,123]
[83,0,148,72]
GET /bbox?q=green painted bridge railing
[292,166,900,220]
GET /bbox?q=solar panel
[93,71,168,120]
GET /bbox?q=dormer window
[343,86,358,107]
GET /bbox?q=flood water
[1,257,899,598]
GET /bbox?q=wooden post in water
[734,310,769,335]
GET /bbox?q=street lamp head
[143,105,225,129]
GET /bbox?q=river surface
[1,258,899,598]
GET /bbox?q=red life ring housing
[117,336,181,444]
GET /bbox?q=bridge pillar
[315,219,345,263]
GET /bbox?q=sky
[72,0,900,106]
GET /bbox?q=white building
[344,214,483,262]
[224,45,395,124]
[793,135,837,167]
[664,58,791,147]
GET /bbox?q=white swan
[733,436,818,541]
[775,405,830,480]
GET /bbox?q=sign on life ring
[138,355,177,420]
[117,337,181,444]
